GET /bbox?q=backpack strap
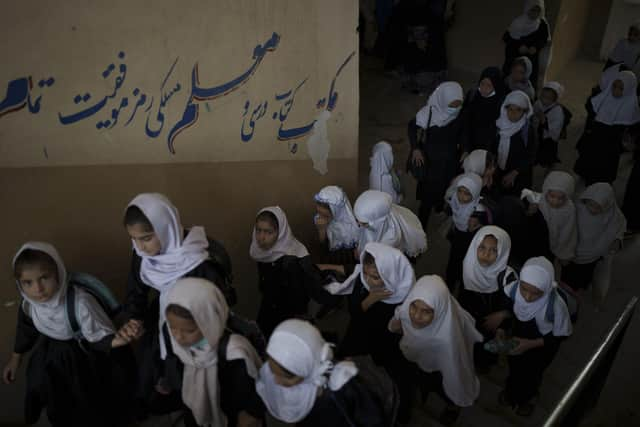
[509,280,518,301]
[64,285,84,342]
[545,290,557,324]
[217,331,231,368]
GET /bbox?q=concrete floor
[2,2,639,426]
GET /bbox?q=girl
[502,0,550,90]
[444,173,487,289]
[499,257,572,416]
[459,226,517,370]
[369,140,403,203]
[606,20,640,71]
[463,149,498,192]
[389,275,483,425]
[163,277,264,427]
[408,81,465,228]
[119,193,232,411]
[3,242,134,427]
[494,90,537,195]
[256,319,385,426]
[313,185,360,266]
[461,67,507,154]
[562,183,626,307]
[353,189,427,259]
[575,70,640,185]
[533,81,566,169]
[504,57,536,100]
[522,171,577,274]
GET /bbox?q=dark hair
[14,249,58,280]
[123,205,154,232]
[316,201,331,211]
[256,210,279,232]
[166,304,194,321]
[362,252,376,266]
[511,58,527,73]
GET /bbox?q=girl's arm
[3,307,39,384]
[509,337,544,355]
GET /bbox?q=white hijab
[315,186,360,250]
[14,242,115,342]
[609,21,640,68]
[395,275,482,407]
[591,70,640,126]
[416,82,464,129]
[447,173,484,232]
[256,319,358,423]
[369,141,402,204]
[508,0,546,39]
[575,183,627,264]
[166,278,261,427]
[250,206,309,263]
[128,193,210,358]
[325,242,415,304]
[505,257,572,336]
[539,171,578,260]
[463,149,488,176]
[535,81,565,141]
[354,190,427,257]
[599,63,625,92]
[496,90,533,170]
[462,226,514,293]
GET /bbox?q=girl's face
[476,235,499,267]
[255,220,278,250]
[584,199,603,215]
[127,223,162,256]
[267,357,304,387]
[511,64,527,83]
[540,88,558,107]
[612,79,624,98]
[479,77,495,97]
[456,186,473,204]
[546,190,567,209]
[19,265,60,302]
[519,281,544,303]
[315,203,333,222]
[527,5,542,20]
[409,299,435,329]
[448,99,463,109]
[507,104,526,122]
[629,27,640,43]
[363,262,385,290]
[166,311,204,347]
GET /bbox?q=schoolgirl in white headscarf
[462,226,515,295]
[591,70,640,126]
[250,206,309,263]
[445,173,484,232]
[496,90,534,175]
[353,190,427,258]
[314,186,360,251]
[505,57,536,100]
[369,141,403,204]
[416,82,465,129]
[607,21,640,70]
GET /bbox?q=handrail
[543,296,639,427]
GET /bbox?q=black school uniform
[461,89,505,153]
[502,20,549,90]
[623,146,640,231]
[13,305,134,427]
[299,377,386,427]
[492,122,538,196]
[408,115,463,228]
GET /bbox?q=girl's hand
[2,353,22,384]
[412,149,425,167]
[468,217,482,232]
[237,411,262,427]
[389,318,403,334]
[483,311,508,333]
[117,319,144,342]
[509,337,543,355]
[502,170,519,188]
[362,288,393,311]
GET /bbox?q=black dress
[299,377,386,427]
[623,145,640,231]
[492,121,538,196]
[14,306,135,427]
[502,20,549,90]
[408,115,463,228]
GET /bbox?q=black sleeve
[13,305,41,354]
[532,21,549,50]
[335,378,387,427]
[220,359,265,421]
[542,332,565,350]
[87,334,116,353]
[516,124,538,174]
[408,118,420,150]
[282,256,312,316]
[121,253,150,321]
[460,91,474,153]
[299,257,343,306]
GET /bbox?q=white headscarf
[256,319,358,423]
[608,22,640,68]
[128,193,210,358]
[462,226,514,293]
[534,81,565,141]
[250,206,309,263]
[315,186,360,250]
[539,171,577,260]
[395,275,482,407]
[599,63,625,92]
[325,242,415,304]
[14,242,115,342]
[506,57,536,100]
[591,70,640,126]
[166,278,261,427]
[507,0,546,40]
[496,90,533,170]
[416,82,464,129]
[369,141,403,204]
[447,173,484,232]
[463,149,489,176]
[505,257,572,336]
[353,190,427,257]
[574,183,627,264]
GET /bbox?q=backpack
[508,281,579,324]
[65,271,122,342]
[225,312,267,359]
[545,104,573,140]
[205,237,237,307]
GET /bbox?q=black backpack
[508,281,578,323]
[225,313,267,359]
